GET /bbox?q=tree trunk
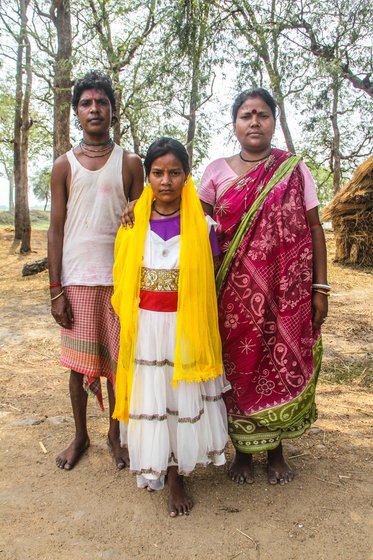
[7,169,14,211]
[129,121,140,155]
[330,77,341,194]
[258,46,296,153]
[268,76,295,153]
[186,59,199,169]
[186,56,198,166]
[276,96,296,153]
[20,23,32,254]
[13,8,24,239]
[44,192,49,212]
[186,1,212,169]
[14,0,32,253]
[113,84,122,145]
[53,0,72,160]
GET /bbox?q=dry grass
[322,156,373,266]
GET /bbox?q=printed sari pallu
[214,149,322,454]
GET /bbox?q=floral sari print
[214,149,322,453]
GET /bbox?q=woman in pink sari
[199,88,329,486]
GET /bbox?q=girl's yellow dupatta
[112,177,222,422]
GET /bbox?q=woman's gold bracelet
[312,289,330,297]
[51,290,64,302]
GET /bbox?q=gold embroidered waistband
[141,267,179,292]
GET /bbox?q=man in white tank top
[48,71,144,471]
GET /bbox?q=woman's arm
[307,206,328,331]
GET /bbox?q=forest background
[0,0,372,253]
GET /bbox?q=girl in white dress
[112,138,228,516]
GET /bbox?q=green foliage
[0,0,371,194]
[0,88,15,179]
[302,159,334,207]
[29,209,50,230]
[0,209,49,228]
[32,166,51,210]
[0,211,14,225]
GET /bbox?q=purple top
[150,215,220,256]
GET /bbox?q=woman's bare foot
[228,451,254,484]
[267,443,294,485]
[167,467,193,517]
[56,436,90,470]
[107,434,129,470]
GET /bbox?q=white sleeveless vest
[61,144,126,286]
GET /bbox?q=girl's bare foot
[228,451,254,484]
[267,443,294,485]
[107,434,129,470]
[167,467,193,517]
[56,436,90,470]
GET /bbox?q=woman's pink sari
[213,149,320,450]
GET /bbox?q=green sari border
[228,337,323,454]
[216,155,302,295]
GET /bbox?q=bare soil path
[0,229,372,560]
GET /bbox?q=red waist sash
[139,289,178,312]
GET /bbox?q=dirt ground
[0,228,372,560]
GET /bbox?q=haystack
[322,156,373,266]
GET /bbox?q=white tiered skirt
[120,308,229,490]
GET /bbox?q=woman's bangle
[313,289,330,297]
[312,283,331,291]
[309,222,322,229]
[49,283,62,288]
[51,290,64,302]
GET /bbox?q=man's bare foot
[228,451,254,484]
[56,436,90,470]
[267,443,294,485]
[167,467,193,517]
[107,434,129,470]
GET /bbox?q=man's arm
[47,155,73,328]
[122,152,144,202]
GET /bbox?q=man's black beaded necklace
[80,138,113,147]
[79,138,114,158]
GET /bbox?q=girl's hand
[312,291,328,331]
[121,199,138,228]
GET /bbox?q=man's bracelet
[49,282,62,288]
[51,290,64,302]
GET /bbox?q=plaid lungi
[60,285,119,410]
